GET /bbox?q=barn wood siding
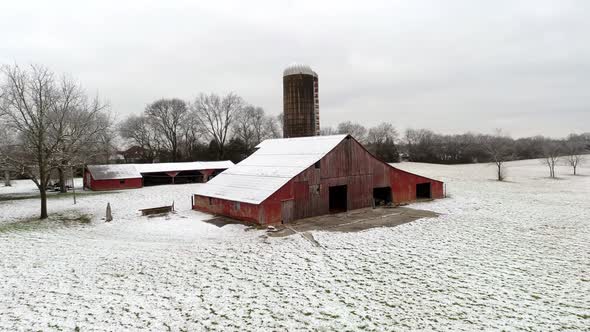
[193,195,260,224]
[85,170,142,191]
[389,168,444,203]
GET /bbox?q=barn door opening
[329,185,347,213]
[416,183,431,199]
[281,199,294,224]
[142,172,172,186]
[373,187,392,206]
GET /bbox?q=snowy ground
[0,160,588,331]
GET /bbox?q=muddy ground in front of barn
[205,206,439,237]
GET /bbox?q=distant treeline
[118,96,590,167]
[401,129,590,164]
[320,123,590,164]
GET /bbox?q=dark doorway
[416,183,431,199]
[329,185,347,213]
[142,172,173,186]
[173,171,202,184]
[373,187,392,206]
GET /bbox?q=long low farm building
[84,161,234,191]
[192,135,443,225]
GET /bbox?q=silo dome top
[283,63,316,77]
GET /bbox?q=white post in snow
[106,203,112,222]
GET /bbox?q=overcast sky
[1,0,588,138]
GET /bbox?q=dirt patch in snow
[268,206,439,237]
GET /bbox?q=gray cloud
[1,0,588,137]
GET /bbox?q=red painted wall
[193,136,444,225]
[389,168,444,203]
[193,195,260,224]
[84,170,142,191]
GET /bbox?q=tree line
[119,95,280,163]
[401,128,589,180]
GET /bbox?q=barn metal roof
[87,161,234,180]
[134,161,234,174]
[193,135,348,204]
[86,164,142,180]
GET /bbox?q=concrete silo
[283,64,320,138]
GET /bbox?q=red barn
[84,164,143,191]
[84,161,234,191]
[192,135,443,225]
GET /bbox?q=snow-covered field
[0,160,588,331]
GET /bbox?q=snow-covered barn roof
[86,164,142,180]
[87,161,234,180]
[134,161,234,174]
[193,135,348,204]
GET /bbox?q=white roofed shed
[86,164,142,180]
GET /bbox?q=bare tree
[367,122,399,145]
[265,115,281,139]
[2,170,9,186]
[233,106,278,150]
[277,113,284,137]
[48,78,111,192]
[320,126,337,136]
[564,135,585,175]
[233,105,260,149]
[0,121,13,186]
[145,98,188,162]
[119,115,160,162]
[180,111,205,160]
[337,121,367,142]
[367,122,400,161]
[481,130,513,181]
[405,128,438,162]
[0,64,62,219]
[542,140,562,178]
[0,64,111,218]
[191,93,244,159]
[92,112,117,164]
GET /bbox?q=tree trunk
[3,170,10,187]
[497,163,502,181]
[39,186,48,219]
[58,167,67,193]
[574,165,577,175]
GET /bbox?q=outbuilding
[192,135,443,225]
[84,161,234,191]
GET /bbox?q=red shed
[193,135,443,225]
[84,161,234,191]
[84,164,143,191]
